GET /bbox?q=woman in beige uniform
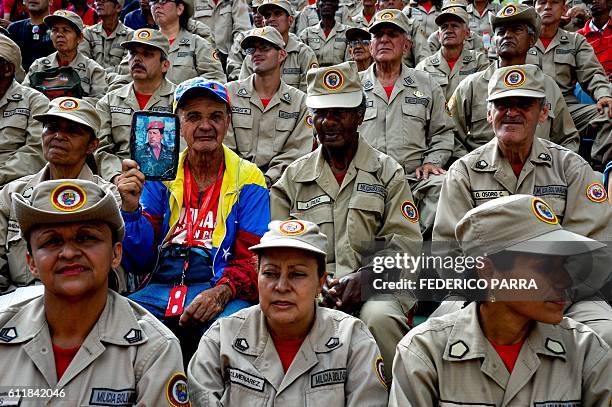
[0,179,188,406]
[390,195,612,407]
[188,220,389,406]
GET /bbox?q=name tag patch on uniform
[459,68,478,75]
[472,190,510,200]
[3,108,30,117]
[555,48,574,55]
[534,402,581,407]
[177,51,194,58]
[89,388,135,406]
[283,68,300,74]
[533,185,567,197]
[404,97,430,107]
[357,183,386,197]
[228,368,265,392]
[110,106,132,114]
[279,110,299,119]
[439,402,495,406]
[297,194,331,210]
[311,368,347,388]
[231,107,251,115]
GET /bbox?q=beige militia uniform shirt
[427,31,486,55]
[165,28,226,85]
[466,2,498,36]
[0,291,187,406]
[95,78,175,181]
[389,302,612,407]
[192,0,252,55]
[270,136,423,278]
[23,51,108,106]
[433,137,612,245]
[448,62,580,153]
[78,21,133,75]
[403,3,440,38]
[415,47,489,100]
[299,22,350,67]
[359,63,454,175]
[294,4,351,36]
[240,33,319,92]
[188,305,389,406]
[0,164,120,293]
[0,80,47,186]
[225,76,311,184]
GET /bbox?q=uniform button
[41,347,48,354]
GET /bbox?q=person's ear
[318,271,328,295]
[161,58,171,73]
[87,137,100,154]
[111,242,123,269]
[539,100,549,123]
[278,48,288,64]
[176,2,184,16]
[26,252,41,279]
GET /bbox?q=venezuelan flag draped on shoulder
[121,145,270,301]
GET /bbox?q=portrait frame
[130,111,181,181]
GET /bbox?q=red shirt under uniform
[578,18,612,80]
[490,340,525,373]
[53,344,80,379]
[271,332,306,373]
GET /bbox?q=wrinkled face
[487,96,548,146]
[26,221,122,300]
[494,23,534,59]
[535,0,567,26]
[312,106,363,150]
[378,0,404,10]
[258,248,325,331]
[262,7,293,35]
[438,18,469,48]
[128,45,169,81]
[246,40,285,74]
[317,0,340,19]
[50,21,82,53]
[370,26,410,64]
[95,0,121,18]
[151,0,183,27]
[42,118,99,167]
[147,128,163,145]
[178,94,230,155]
[347,36,372,63]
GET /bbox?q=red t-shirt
[324,28,332,38]
[58,58,70,67]
[491,340,525,373]
[383,84,394,99]
[511,161,524,178]
[446,56,459,71]
[67,5,99,26]
[334,171,347,185]
[53,344,80,379]
[540,37,554,49]
[364,13,373,24]
[168,38,176,45]
[168,163,224,248]
[271,333,305,372]
[135,91,152,110]
[261,98,271,108]
[421,0,433,13]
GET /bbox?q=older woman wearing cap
[345,26,373,71]
[0,34,48,187]
[188,219,388,406]
[0,96,121,294]
[23,10,108,106]
[149,0,225,84]
[117,77,269,365]
[390,195,611,406]
[0,179,188,405]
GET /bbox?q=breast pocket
[274,116,297,152]
[553,50,576,86]
[308,39,323,52]
[401,100,428,148]
[305,384,345,407]
[6,231,30,286]
[347,194,385,253]
[110,110,133,154]
[231,112,254,153]
[470,102,491,145]
[0,114,29,151]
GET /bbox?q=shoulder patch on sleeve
[166,373,190,407]
[586,183,607,203]
[400,200,419,223]
[375,356,387,389]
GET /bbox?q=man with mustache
[95,28,175,182]
[78,0,133,77]
[225,26,311,187]
[448,4,579,155]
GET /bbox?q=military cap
[490,3,541,38]
[147,120,165,131]
[33,97,101,135]
[306,61,364,109]
[369,9,412,38]
[487,64,546,101]
[251,0,264,8]
[258,0,294,16]
[241,26,285,50]
[435,6,470,25]
[441,0,468,9]
[13,179,125,241]
[174,77,230,112]
[456,195,605,257]
[121,28,170,57]
[346,26,371,41]
[0,34,26,79]
[250,220,328,258]
[44,10,84,34]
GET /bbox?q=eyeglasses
[245,43,276,54]
[149,0,177,7]
[347,39,370,47]
[311,107,356,117]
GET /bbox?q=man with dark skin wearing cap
[0,34,47,187]
[95,28,174,182]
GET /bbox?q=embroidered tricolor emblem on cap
[51,183,87,211]
[586,183,607,203]
[501,5,517,16]
[400,200,419,223]
[379,11,395,20]
[137,29,152,39]
[531,198,558,224]
[58,98,79,111]
[322,69,344,91]
[279,220,306,235]
[503,68,526,87]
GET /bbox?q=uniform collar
[285,33,300,53]
[363,63,419,103]
[535,28,570,52]
[0,291,148,347]
[294,136,382,182]
[169,28,190,52]
[116,77,175,99]
[314,21,346,39]
[34,162,97,184]
[45,51,88,69]
[233,76,294,108]
[90,21,129,38]
[0,80,24,109]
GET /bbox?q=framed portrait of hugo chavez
[130,111,181,181]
